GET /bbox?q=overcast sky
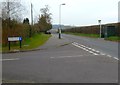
[22,0,119,26]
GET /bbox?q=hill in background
[52,24,75,29]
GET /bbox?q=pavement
[37,34,72,50]
[2,33,118,83]
[3,34,71,54]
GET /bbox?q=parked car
[45,31,51,34]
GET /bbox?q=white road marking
[72,42,119,61]
[1,58,19,61]
[95,51,100,53]
[107,55,112,58]
[73,42,100,54]
[72,42,99,56]
[100,53,106,55]
[88,51,99,55]
[93,53,99,56]
[113,57,119,61]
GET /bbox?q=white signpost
[8,37,22,50]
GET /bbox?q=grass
[64,32,120,42]
[2,33,51,52]
[64,32,99,38]
[105,36,120,42]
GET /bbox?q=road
[62,34,118,58]
[2,33,118,83]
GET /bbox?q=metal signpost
[8,37,22,50]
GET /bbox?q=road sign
[8,37,19,41]
[8,37,22,50]
[19,37,22,41]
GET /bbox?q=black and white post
[98,20,102,38]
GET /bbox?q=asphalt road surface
[2,33,118,83]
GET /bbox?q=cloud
[22,0,119,26]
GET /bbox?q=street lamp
[58,3,66,39]
[98,20,102,38]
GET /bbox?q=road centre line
[72,42,104,55]
[72,42,119,61]
[73,42,100,53]
[100,53,106,55]
[74,44,99,55]
[72,42,99,55]
[107,55,112,58]
[113,57,119,61]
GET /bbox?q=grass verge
[105,36,120,42]
[2,33,51,52]
[64,32,99,38]
[64,32,119,42]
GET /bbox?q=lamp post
[98,20,101,38]
[58,3,66,39]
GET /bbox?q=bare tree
[2,0,25,22]
[1,0,27,44]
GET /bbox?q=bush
[2,19,30,45]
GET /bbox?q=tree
[38,5,52,32]
[23,18,29,24]
[2,0,25,22]
[2,0,28,45]
[40,5,52,24]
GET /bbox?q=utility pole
[31,3,33,25]
[7,0,10,36]
[30,3,33,37]
[7,0,10,19]
[7,0,11,50]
